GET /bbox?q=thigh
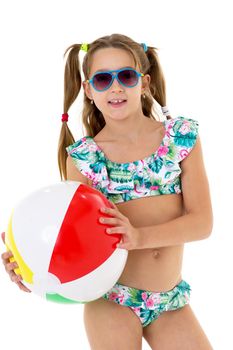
[83,297,143,350]
[143,304,213,350]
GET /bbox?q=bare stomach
[115,193,186,292]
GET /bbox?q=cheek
[128,88,143,105]
[92,94,106,112]
[90,87,101,102]
[129,83,142,98]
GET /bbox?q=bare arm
[139,136,214,249]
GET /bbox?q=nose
[110,75,124,92]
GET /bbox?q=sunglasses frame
[87,67,144,92]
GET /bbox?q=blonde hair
[58,33,171,180]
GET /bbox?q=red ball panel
[48,184,121,283]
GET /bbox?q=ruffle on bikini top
[66,116,199,202]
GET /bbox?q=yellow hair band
[80,43,89,52]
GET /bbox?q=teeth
[110,99,125,103]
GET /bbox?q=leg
[143,280,213,350]
[83,297,143,350]
[143,304,213,350]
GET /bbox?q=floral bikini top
[66,116,199,204]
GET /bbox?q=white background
[0,1,232,349]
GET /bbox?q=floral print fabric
[102,279,191,328]
[66,116,199,204]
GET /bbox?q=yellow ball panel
[6,211,34,284]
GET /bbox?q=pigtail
[58,44,82,181]
[145,46,172,120]
[63,44,82,112]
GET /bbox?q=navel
[152,249,160,259]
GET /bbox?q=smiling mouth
[108,99,127,106]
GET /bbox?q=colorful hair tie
[141,43,148,52]
[61,113,69,122]
[80,43,89,52]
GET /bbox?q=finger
[99,217,122,226]
[11,273,22,283]
[1,232,5,243]
[117,242,131,250]
[1,250,13,259]
[116,236,135,250]
[100,207,128,221]
[17,281,31,293]
[6,261,18,272]
[9,270,17,281]
[1,250,13,262]
[106,226,126,234]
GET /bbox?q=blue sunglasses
[87,68,144,91]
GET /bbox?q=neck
[102,111,152,142]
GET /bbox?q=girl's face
[83,48,150,122]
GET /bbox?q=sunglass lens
[118,69,138,87]
[93,73,112,90]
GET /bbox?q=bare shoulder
[66,155,92,186]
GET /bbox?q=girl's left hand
[99,202,142,251]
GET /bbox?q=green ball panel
[46,293,88,304]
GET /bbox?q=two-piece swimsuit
[66,115,199,328]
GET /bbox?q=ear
[82,81,93,100]
[141,74,151,94]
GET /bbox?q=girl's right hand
[1,232,31,293]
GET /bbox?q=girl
[1,33,213,350]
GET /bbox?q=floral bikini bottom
[102,279,191,328]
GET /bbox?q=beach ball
[5,181,128,303]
